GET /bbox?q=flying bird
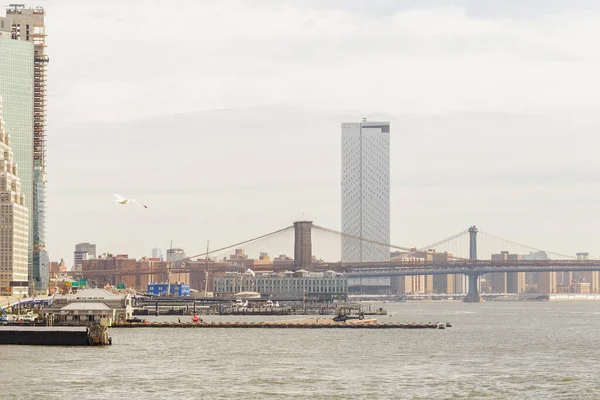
[113,194,148,209]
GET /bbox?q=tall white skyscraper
[341,120,390,263]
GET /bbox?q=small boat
[264,300,280,308]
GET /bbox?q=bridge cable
[417,230,469,252]
[312,224,414,252]
[180,225,294,265]
[313,224,468,261]
[478,231,576,260]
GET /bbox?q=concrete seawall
[0,325,111,346]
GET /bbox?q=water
[2,301,599,399]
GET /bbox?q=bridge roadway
[67,260,600,278]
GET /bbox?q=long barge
[113,319,451,329]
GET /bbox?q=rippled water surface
[2,301,599,399]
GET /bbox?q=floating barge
[113,318,451,329]
[0,325,112,346]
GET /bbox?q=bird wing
[131,199,148,209]
[113,194,127,202]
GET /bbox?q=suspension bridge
[70,220,600,302]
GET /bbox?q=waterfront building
[579,272,599,293]
[147,282,190,297]
[539,271,557,294]
[74,242,96,270]
[81,254,135,288]
[0,98,29,296]
[213,269,348,302]
[388,251,463,295]
[489,252,526,294]
[4,5,49,293]
[82,255,190,291]
[349,276,391,294]
[0,21,33,293]
[520,251,556,293]
[43,288,133,325]
[341,120,390,263]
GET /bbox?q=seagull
[113,194,148,209]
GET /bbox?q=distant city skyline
[33,0,600,262]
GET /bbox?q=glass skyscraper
[0,36,34,287]
[3,6,50,293]
[341,121,390,263]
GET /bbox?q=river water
[1,301,599,399]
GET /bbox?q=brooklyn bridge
[69,221,600,302]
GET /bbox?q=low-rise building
[213,269,348,302]
[42,288,133,326]
[147,282,190,296]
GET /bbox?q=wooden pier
[113,318,451,329]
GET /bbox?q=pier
[113,318,450,329]
[0,324,112,346]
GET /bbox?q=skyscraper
[5,5,49,293]
[341,120,390,262]
[74,242,97,271]
[151,247,164,260]
[0,16,34,293]
[0,97,29,296]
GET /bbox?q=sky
[37,0,600,264]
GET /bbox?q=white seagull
[113,194,148,209]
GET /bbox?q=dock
[113,318,451,329]
[0,324,112,346]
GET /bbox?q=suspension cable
[479,230,576,259]
[418,230,469,251]
[178,225,294,265]
[312,224,414,252]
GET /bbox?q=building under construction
[5,4,49,293]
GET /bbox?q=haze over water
[2,301,599,399]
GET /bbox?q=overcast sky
[40,0,600,264]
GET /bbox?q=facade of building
[341,120,390,263]
[0,17,11,38]
[539,271,557,294]
[4,5,49,292]
[0,98,29,296]
[489,252,526,294]
[43,288,133,326]
[74,242,96,271]
[166,248,186,263]
[147,282,190,297]
[0,27,33,294]
[213,269,348,302]
[387,251,464,295]
[81,255,190,291]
